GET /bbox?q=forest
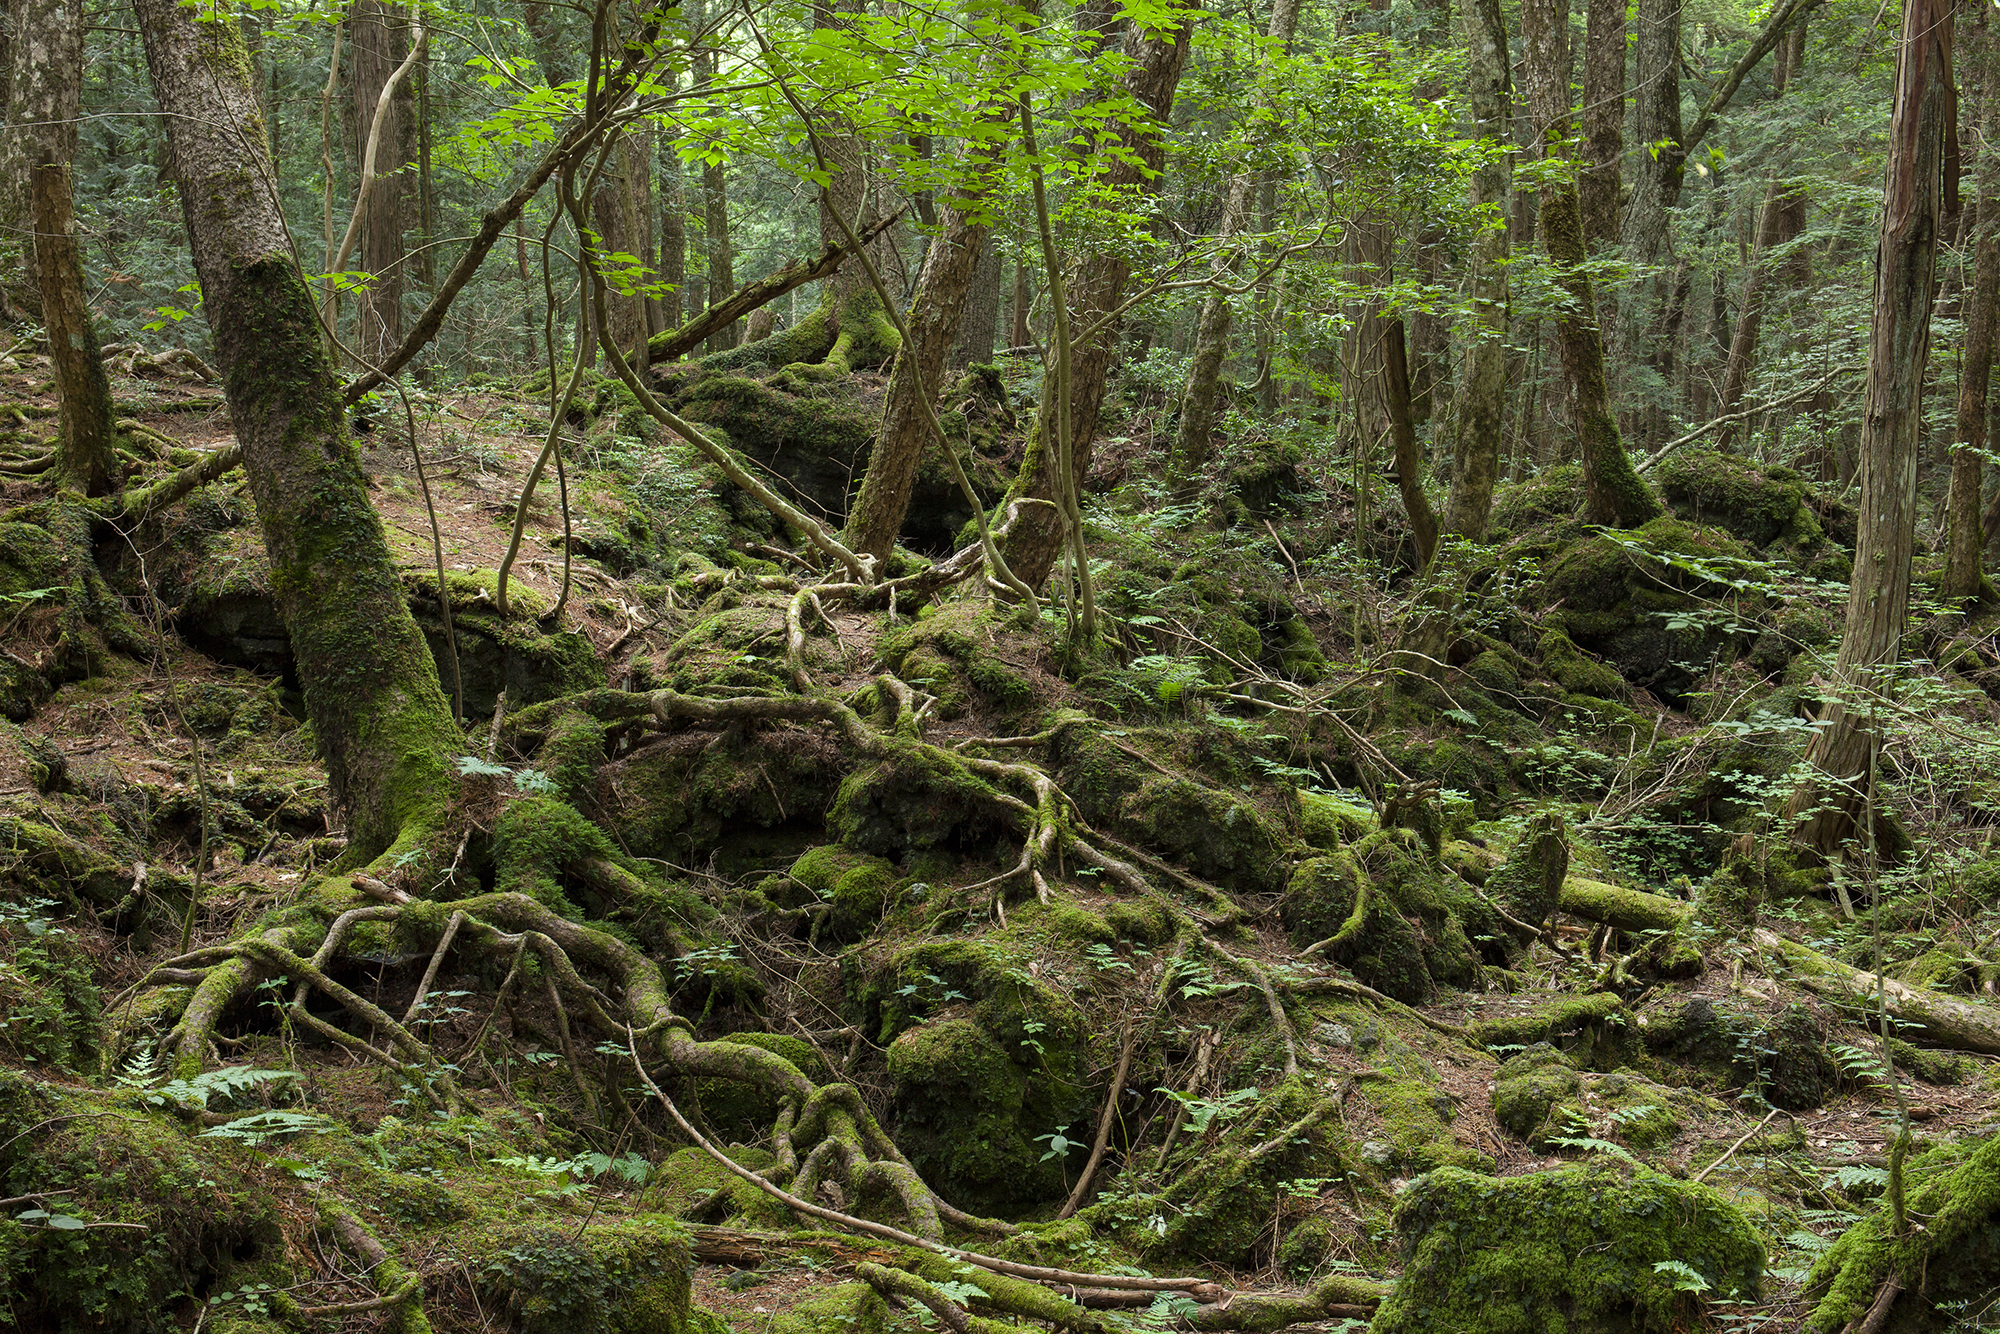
[5,0,2000,1326]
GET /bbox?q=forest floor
[4,338,2000,1333]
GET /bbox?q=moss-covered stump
[1492,1043,1584,1142]
[1374,1164,1764,1333]
[1805,1135,2000,1333]
[1485,809,1570,929]
[875,600,1044,721]
[1280,827,1500,1002]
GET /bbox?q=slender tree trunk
[702,157,734,351]
[1169,0,1302,492]
[660,142,686,334]
[1947,14,1998,601]
[1716,28,1807,451]
[136,0,460,857]
[350,0,412,367]
[593,131,652,371]
[10,0,118,494]
[998,14,1193,590]
[1524,0,1663,527]
[1011,258,1031,348]
[1791,0,1957,856]
[1441,0,1512,543]
[1385,321,1439,563]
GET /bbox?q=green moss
[758,844,897,944]
[1299,789,1377,846]
[1538,628,1630,702]
[1491,1044,1583,1141]
[1468,992,1627,1058]
[1104,897,1174,946]
[1279,829,1499,1002]
[1656,449,1827,553]
[1806,1135,2000,1332]
[471,1216,702,1334]
[643,1146,789,1228]
[1374,1165,1764,1333]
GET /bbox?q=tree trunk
[1440,0,1512,543]
[136,0,460,858]
[998,15,1192,590]
[1947,15,1998,602]
[659,132,686,334]
[702,157,734,352]
[953,240,1002,369]
[593,131,653,372]
[1790,0,1957,857]
[1523,0,1663,528]
[1385,321,1439,564]
[1011,257,1031,348]
[350,0,412,368]
[846,199,995,559]
[1168,0,1302,492]
[1580,0,1624,250]
[11,0,118,495]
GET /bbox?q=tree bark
[1790,0,1957,857]
[1385,321,1439,563]
[136,0,461,857]
[953,240,1003,369]
[659,131,686,334]
[1440,0,1512,543]
[701,156,734,352]
[349,0,412,367]
[998,14,1193,590]
[1523,0,1663,528]
[10,0,118,494]
[1947,14,1998,602]
[1580,0,1624,250]
[594,131,654,372]
[1168,0,1302,494]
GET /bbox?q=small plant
[1035,1125,1079,1161]
[1653,1259,1711,1295]
[1157,1086,1259,1133]
[200,1109,331,1145]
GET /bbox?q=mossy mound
[755,844,897,943]
[1536,516,1764,704]
[1492,1043,1584,1141]
[1054,727,1292,897]
[1374,1164,1764,1333]
[405,571,606,715]
[1279,828,1500,1002]
[1638,997,1835,1112]
[875,599,1044,721]
[1655,449,1829,555]
[858,936,1089,1214]
[470,1216,707,1334]
[603,726,847,862]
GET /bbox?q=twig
[1057,1020,1138,1219]
[1692,1107,1781,1183]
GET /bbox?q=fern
[1547,1135,1638,1166]
[200,1110,329,1144]
[149,1066,297,1111]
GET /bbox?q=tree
[1521,0,1662,528]
[1946,11,1998,603]
[1789,0,1957,857]
[998,9,1193,592]
[1438,0,1511,544]
[349,0,415,367]
[8,0,118,495]
[1167,0,1302,496]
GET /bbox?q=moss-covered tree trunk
[136,0,460,858]
[13,0,117,496]
[998,15,1191,590]
[1385,321,1439,564]
[1946,14,1998,602]
[1791,0,1955,857]
[845,201,995,560]
[1522,0,1663,529]
[1440,0,1511,543]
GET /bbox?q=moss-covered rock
[1374,1164,1764,1333]
[1656,449,1827,554]
[472,1216,706,1334]
[1638,998,1835,1112]
[1492,1044,1583,1141]
[757,844,897,943]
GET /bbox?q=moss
[491,795,621,909]
[875,599,1042,717]
[1638,998,1834,1112]
[604,725,846,862]
[1054,728,1291,896]
[643,1146,789,1228]
[1490,463,1585,538]
[829,739,1007,857]
[1103,897,1174,946]
[1279,829,1499,1002]
[758,844,898,943]
[471,1216,702,1334]
[759,1281,884,1334]
[1374,1165,1764,1334]
[1483,809,1568,928]
[1656,449,1827,554]
[1538,628,1631,702]
[1492,1044,1583,1141]
[1885,1037,1967,1087]
[1590,1073,1682,1150]
[1468,992,1627,1059]
[1806,1135,2000,1333]
[1299,789,1378,847]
